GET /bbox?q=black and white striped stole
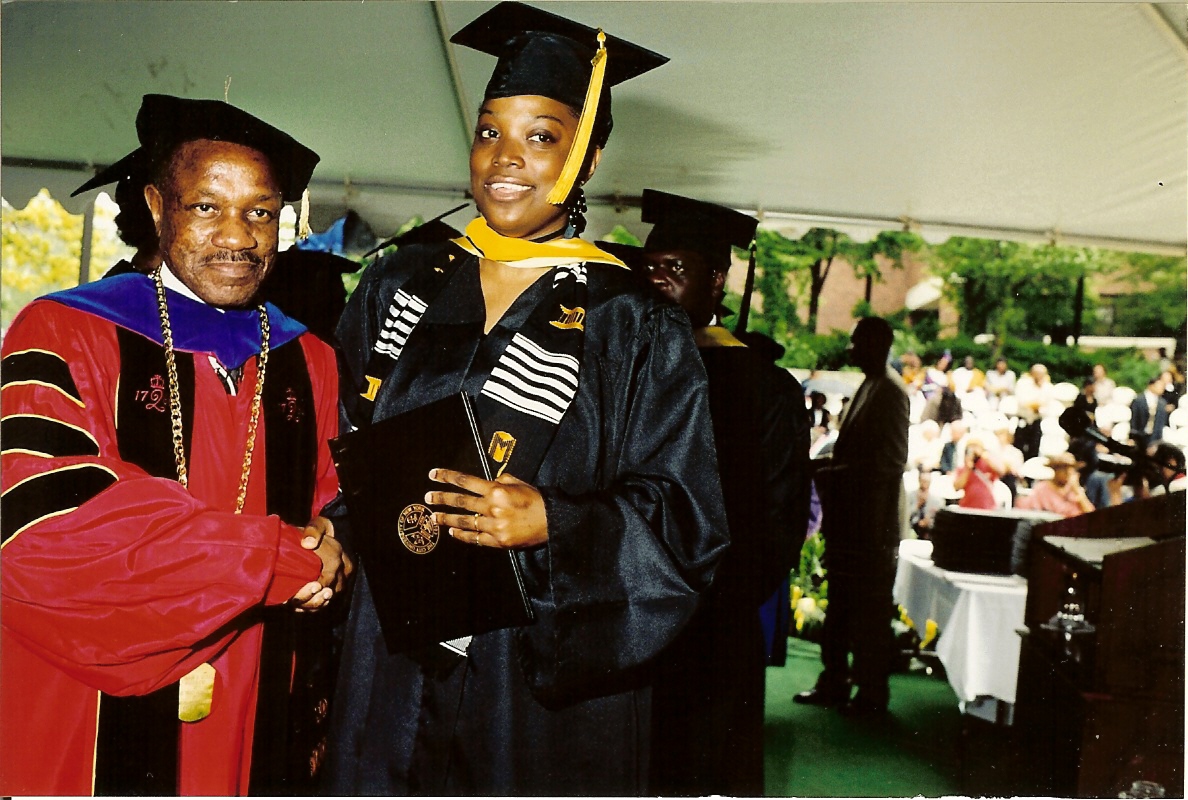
[472,264,587,480]
[358,259,588,482]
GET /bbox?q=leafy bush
[790,531,828,640]
[777,331,852,371]
[913,336,1156,388]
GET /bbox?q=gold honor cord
[545,30,608,206]
[152,267,270,723]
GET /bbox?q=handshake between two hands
[291,516,353,612]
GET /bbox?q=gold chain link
[235,309,269,514]
[152,266,268,514]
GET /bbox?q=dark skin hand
[291,515,353,612]
[425,468,548,548]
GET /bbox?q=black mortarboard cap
[71,148,148,197]
[452,2,667,205]
[135,94,319,202]
[594,240,645,271]
[736,331,786,363]
[364,203,469,257]
[642,189,758,267]
[70,147,157,250]
[452,2,666,137]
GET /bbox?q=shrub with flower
[790,531,828,639]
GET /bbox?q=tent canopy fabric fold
[2,2,1185,254]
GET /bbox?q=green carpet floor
[764,638,968,797]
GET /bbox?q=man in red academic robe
[0,94,348,796]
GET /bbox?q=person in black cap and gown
[323,4,727,795]
[628,190,810,795]
[71,148,162,276]
[0,94,348,795]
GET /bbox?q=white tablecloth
[893,539,1028,704]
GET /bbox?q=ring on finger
[472,513,481,529]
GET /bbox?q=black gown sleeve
[518,305,729,705]
[745,367,812,608]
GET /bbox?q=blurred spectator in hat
[1016,453,1095,516]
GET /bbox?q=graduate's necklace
[152,266,269,514]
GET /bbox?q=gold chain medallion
[397,503,440,554]
[152,266,268,514]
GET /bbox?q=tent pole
[78,200,95,285]
[433,1,475,152]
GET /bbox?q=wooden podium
[1014,493,1185,797]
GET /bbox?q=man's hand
[291,516,352,612]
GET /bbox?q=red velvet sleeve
[0,302,327,696]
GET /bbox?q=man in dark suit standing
[1130,375,1170,452]
[794,316,908,716]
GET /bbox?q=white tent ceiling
[3,1,1186,254]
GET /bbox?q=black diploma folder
[329,393,533,653]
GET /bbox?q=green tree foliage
[746,227,921,368]
[3,191,84,330]
[755,227,922,335]
[752,228,802,338]
[932,238,1104,346]
[1095,251,1187,337]
[601,224,642,247]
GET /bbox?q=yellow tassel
[298,188,312,240]
[545,30,608,206]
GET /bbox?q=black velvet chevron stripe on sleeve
[1,415,100,458]
[1,350,83,404]
[1,464,118,544]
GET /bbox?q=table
[894,539,1028,707]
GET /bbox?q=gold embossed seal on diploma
[398,503,439,554]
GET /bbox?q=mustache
[201,251,264,267]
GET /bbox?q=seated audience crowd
[809,356,1187,532]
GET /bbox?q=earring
[563,189,588,239]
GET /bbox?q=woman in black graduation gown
[324,3,728,794]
